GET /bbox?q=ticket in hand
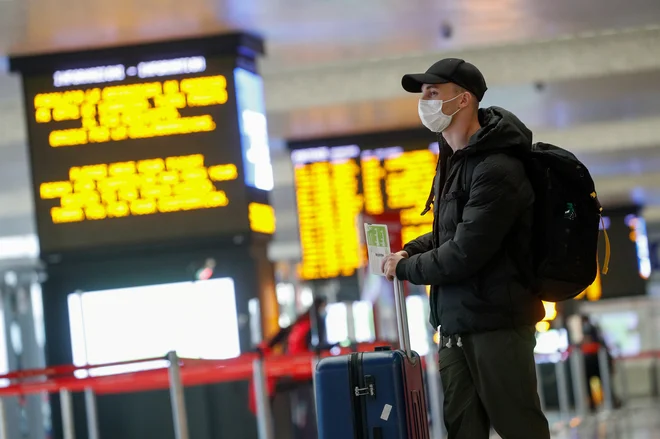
[364,223,392,276]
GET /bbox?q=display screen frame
[10,34,271,258]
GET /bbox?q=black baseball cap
[402,58,488,101]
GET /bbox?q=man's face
[420,83,465,118]
[421,83,458,101]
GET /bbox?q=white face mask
[418,94,463,133]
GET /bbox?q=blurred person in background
[248,296,329,415]
[382,58,550,439]
[580,314,622,411]
[260,296,329,356]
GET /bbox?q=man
[579,314,622,411]
[382,58,550,439]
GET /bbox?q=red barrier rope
[0,343,653,398]
[0,342,393,397]
[0,356,171,381]
[616,351,660,361]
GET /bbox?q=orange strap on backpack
[600,216,611,275]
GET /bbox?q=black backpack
[522,142,610,302]
[458,142,610,302]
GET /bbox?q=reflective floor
[553,406,660,439]
[490,400,660,439]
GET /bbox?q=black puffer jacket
[396,107,545,335]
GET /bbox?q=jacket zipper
[431,153,463,330]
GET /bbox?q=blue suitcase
[314,280,430,439]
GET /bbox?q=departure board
[10,34,275,256]
[290,134,440,281]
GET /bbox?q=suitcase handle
[393,278,413,359]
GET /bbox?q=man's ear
[460,92,470,109]
[463,92,478,110]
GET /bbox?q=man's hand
[382,251,409,281]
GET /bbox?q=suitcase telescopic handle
[393,278,412,359]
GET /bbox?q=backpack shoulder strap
[461,149,533,192]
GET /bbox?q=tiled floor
[489,400,660,439]
[553,405,660,439]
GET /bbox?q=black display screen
[10,35,274,256]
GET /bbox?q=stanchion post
[555,359,570,420]
[167,351,190,439]
[597,347,613,411]
[84,387,101,439]
[425,351,445,439]
[252,358,275,439]
[655,354,660,401]
[535,361,546,413]
[569,350,589,416]
[346,302,356,343]
[618,354,629,405]
[60,388,76,439]
[311,356,319,415]
[0,397,8,439]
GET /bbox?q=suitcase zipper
[349,353,368,439]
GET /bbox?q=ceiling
[0,0,659,258]
[2,0,660,67]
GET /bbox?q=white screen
[534,329,569,355]
[406,295,430,356]
[325,302,348,345]
[325,301,376,345]
[593,311,642,357]
[352,301,375,343]
[68,278,240,376]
